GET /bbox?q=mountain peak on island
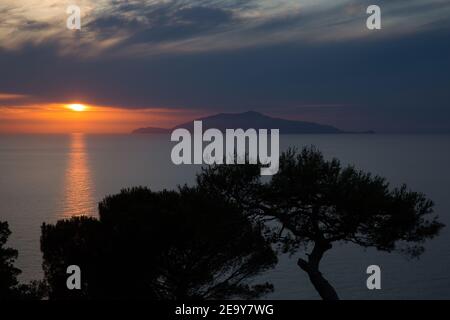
[133,111,344,134]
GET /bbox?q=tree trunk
[297,241,339,300]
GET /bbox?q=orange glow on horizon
[0,103,201,134]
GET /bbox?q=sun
[67,104,87,112]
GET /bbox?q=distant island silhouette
[132,111,374,134]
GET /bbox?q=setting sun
[67,104,87,112]
[0,101,196,134]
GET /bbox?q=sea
[1,133,450,299]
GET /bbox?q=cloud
[1,0,450,56]
[0,0,450,132]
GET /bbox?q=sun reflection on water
[60,133,96,218]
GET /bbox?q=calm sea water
[1,134,450,300]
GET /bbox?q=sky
[0,0,449,133]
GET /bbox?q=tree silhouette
[41,187,277,299]
[0,221,20,299]
[1,221,45,300]
[197,147,445,300]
